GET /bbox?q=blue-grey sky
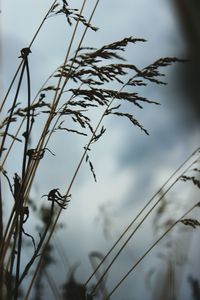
[1,1,200,299]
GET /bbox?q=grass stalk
[89,152,200,294]
[0,0,57,113]
[1,2,197,299]
[84,147,200,288]
[106,201,200,299]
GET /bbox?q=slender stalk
[0,60,26,156]
[0,180,3,248]
[21,56,31,178]
[106,202,199,299]
[0,60,29,271]
[14,0,89,211]
[22,202,55,300]
[1,2,194,299]
[51,0,100,109]
[14,214,23,300]
[22,52,190,297]
[0,180,3,300]
[18,0,100,229]
[0,69,65,254]
[0,57,31,274]
[50,0,88,109]
[7,225,18,282]
[23,1,103,296]
[0,65,61,170]
[18,201,55,287]
[44,269,61,300]
[0,59,27,277]
[23,74,133,300]
[0,2,57,267]
[0,63,23,113]
[14,54,32,300]
[0,0,56,113]
[87,151,200,292]
[0,207,16,266]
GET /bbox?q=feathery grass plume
[0,1,195,299]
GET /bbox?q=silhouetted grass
[1,1,200,299]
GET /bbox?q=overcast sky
[1,1,200,299]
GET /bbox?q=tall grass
[1,1,200,299]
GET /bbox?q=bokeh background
[1,0,200,299]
